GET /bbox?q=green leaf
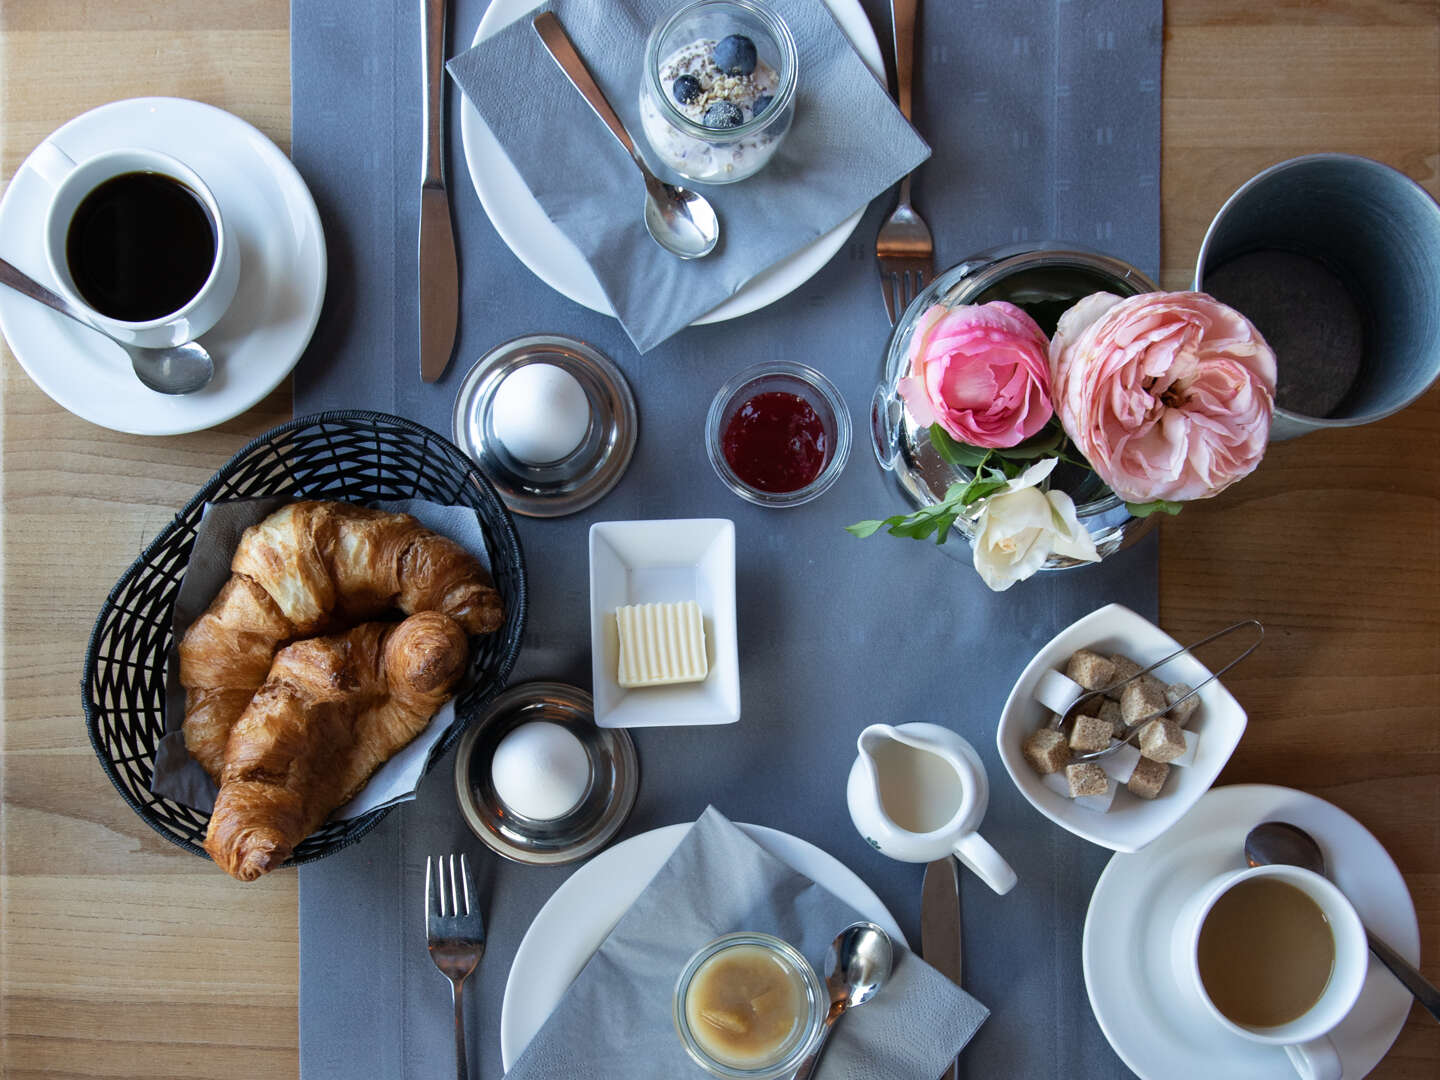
[845,519,888,538]
[960,477,1008,506]
[999,426,1065,461]
[928,425,990,468]
[1125,499,1185,518]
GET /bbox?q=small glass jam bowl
[673,932,827,1079]
[639,0,798,185]
[706,360,852,508]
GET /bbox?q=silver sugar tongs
[1050,619,1265,762]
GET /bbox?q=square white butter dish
[589,519,740,727]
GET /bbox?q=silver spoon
[1245,821,1440,1022]
[532,11,720,260]
[792,921,895,1080]
[0,255,214,395]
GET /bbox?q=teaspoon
[532,11,720,260]
[0,255,214,395]
[791,921,895,1080]
[1245,821,1440,1021]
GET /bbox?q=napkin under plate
[504,806,988,1079]
[447,0,930,353]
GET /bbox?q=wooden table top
[2,1,1436,1077]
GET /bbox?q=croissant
[204,611,469,881]
[179,500,502,782]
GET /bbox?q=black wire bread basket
[82,410,528,868]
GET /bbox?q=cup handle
[27,141,77,188]
[953,832,1018,895]
[1283,1034,1342,1080]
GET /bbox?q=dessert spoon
[532,11,719,260]
[0,255,214,395]
[1245,821,1440,1021]
[792,921,894,1080]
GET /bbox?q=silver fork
[426,853,486,1080]
[876,0,934,324]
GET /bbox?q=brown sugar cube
[1065,649,1116,691]
[1022,728,1071,775]
[1069,714,1112,752]
[1105,653,1143,698]
[1097,698,1124,736]
[1138,717,1187,763]
[1121,678,1168,727]
[1066,762,1110,798]
[1166,683,1199,727]
[1127,756,1171,799]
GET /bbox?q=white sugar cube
[1034,669,1084,716]
[1169,729,1201,768]
[1076,781,1119,814]
[1099,740,1143,784]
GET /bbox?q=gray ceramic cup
[1195,154,1440,440]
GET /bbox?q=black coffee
[66,171,216,322]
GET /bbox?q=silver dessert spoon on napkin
[792,921,894,1080]
[0,255,214,395]
[532,11,719,260]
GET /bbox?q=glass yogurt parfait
[639,0,798,184]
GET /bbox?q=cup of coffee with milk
[1171,863,1369,1080]
[846,722,1018,895]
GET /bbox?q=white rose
[966,459,1100,591]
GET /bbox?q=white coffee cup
[1172,864,1369,1080]
[29,141,239,348]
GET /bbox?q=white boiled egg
[490,721,592,821]
[491,362,591,464]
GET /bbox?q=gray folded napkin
[447,0,930,353]
[504,806,988,1079]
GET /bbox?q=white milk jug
[846,722,1018,895]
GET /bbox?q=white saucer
[499,821,905,1070]
[1084,784,1420,1079]
[0,98,326,435]
[459,0,882,325]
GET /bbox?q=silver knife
[922,856,963,1080]
[418,0,459,383]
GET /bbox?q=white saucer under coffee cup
[29,142,239,348]
[1171,864,1369,1080]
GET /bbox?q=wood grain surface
[2,1,1436,1077]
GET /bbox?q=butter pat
[616,602,709,688]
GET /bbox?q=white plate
[458,0,884,324]
[1084,784,1420,1080]
[0,97,326,436]
[589,519,741,727]
[996,603,1248,852]
[499,821,906,1069]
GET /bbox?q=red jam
[721,391,828,494]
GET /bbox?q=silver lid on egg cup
[453,680,639,865]
[451,334,638,518]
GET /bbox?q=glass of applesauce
[673,932,827,1078]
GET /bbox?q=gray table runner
[291,2,1162,1078]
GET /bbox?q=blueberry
[752,93,773,116]
[671,74,703,105]
[713,34,757,76]
[703,101,745,129]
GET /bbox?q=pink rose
[898,301,1054,449]
[1049,291,1276,504]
